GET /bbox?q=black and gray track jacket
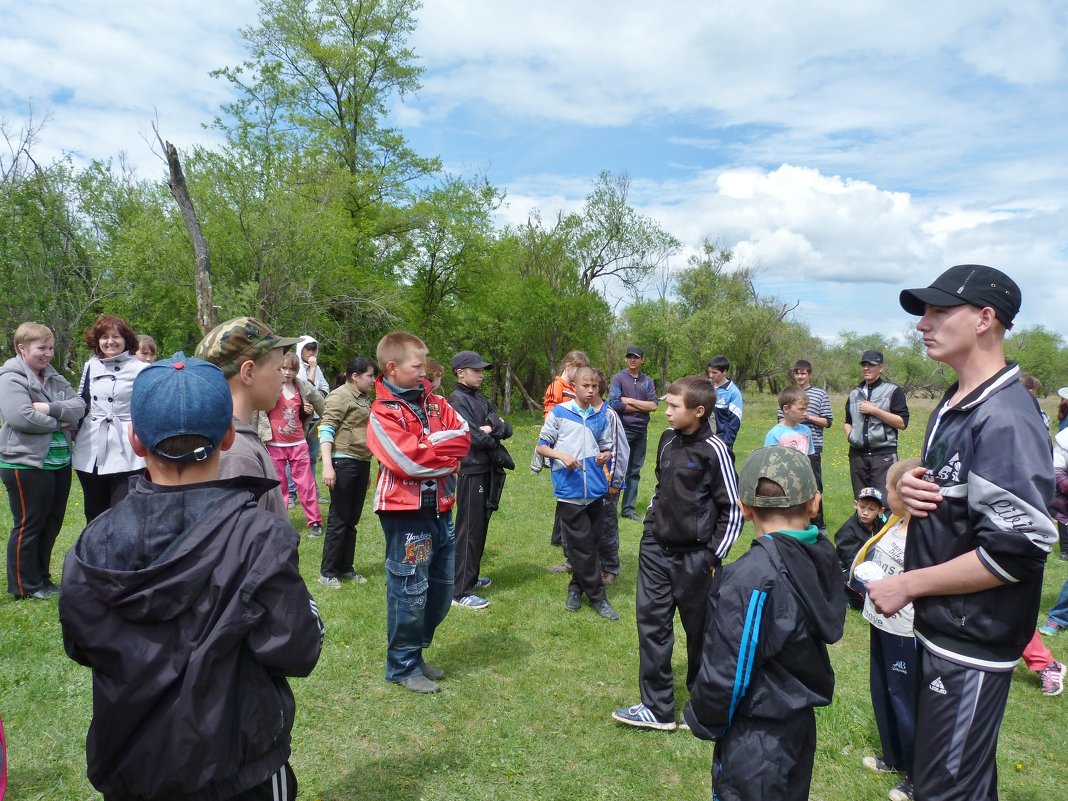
[643,420,743,558]
[907,362,1056,670]
[60,476,324,801]
[683,530,845,739]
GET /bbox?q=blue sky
[3,0,1067,345]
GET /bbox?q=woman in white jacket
[72,314,147,522]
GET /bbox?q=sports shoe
[621,511,642,521]
[339,571,367,584]
[1038,618,1061,636]
[888,777,914,801]
[319,575,341,589]
[308,523,323,538]
[601,571,617,587]
[287,495,296,509]
[452,594,489,610]
[611,703,676,731]
[862,756,896,774]
[591,598,620,621]
[564,591,582,612]
[1039,660,1066,696]
[548,561,572,574]
[475,576,492,589]
[421,664,445,680]
[677,719,690,732]
[399,674,440,693]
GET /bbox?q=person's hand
[595,451,611,466]
[558,453,581,470]
[899,465,942,518]
[866,574,912,617]
[480,425,492,434]
[858,400,877,415]
[307,355,317,369]
[32,402,50,414]
[303,401,314,415]
[322,462,336,489]
[608,486,620,497]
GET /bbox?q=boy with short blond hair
[765,386,815,455]
[367,331,471,693]
[536,366,618,620]
[613,375,742,731]
[60,353,323,800]
[684,445,844,801]
[196,317,300,518]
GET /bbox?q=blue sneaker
[452,595,489,610]
[475,577,492,589]
[611,703,676,731]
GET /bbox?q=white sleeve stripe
[976,546,1018,583]
[707,436,745,559]
[369,414,455,478]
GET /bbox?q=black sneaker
[591,598,620,621]
[564,591,582,612]
[309,523,323,538]
[888,777,914,801]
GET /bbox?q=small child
[59,353,323,800]
[836,486,888,607]
[851,457,921,801]
[449,350,513,610]
[135,334,157,363]
[196,317,300,519]
[259,351,325,536]
[765,385,815,455]
[318,356,377,587]
[613,375,742,731]
[536,366,618,620]
[684,445,845,801]
[366,332,471,693]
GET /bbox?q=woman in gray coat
[71,314,147,522]
[0,322,85,600]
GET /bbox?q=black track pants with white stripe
[230,762,297,801]
[913,650,1012,801]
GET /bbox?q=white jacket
[71,352,147,474]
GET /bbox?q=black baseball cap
[860,350,884,365]
[451,350,492,370]
[625,345,644,358]
[899,264,1021,330]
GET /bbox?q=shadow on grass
[478,559,551,592]
[430,630,532,678]
[321,744,469,801]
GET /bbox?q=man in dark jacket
[449,350,513,610]
[59,353,323,801]
[684,445,845,801]
[869,265,1056,801]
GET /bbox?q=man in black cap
[609,345,659,520]
[844,348,909,499]
[868,264,1056,801]
[449,351,513,610]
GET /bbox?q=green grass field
[2,393,1067,800]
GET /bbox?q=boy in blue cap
[60,353,324,801]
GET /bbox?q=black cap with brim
[899,264,1020,330]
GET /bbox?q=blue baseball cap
[131,352,233,462]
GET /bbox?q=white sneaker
[318,575,341,588]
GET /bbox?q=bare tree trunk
[504,360,513,415]
[513,375,542,413]
[153,126,218,334]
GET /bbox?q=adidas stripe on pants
[912,650,1011,801]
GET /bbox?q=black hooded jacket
[59,476,324,801]
[683,530,845,740]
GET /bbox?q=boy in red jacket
[367,332,471,693]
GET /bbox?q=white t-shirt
[862,518,914,637]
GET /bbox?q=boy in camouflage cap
[196,317,300,518]
[683,446,845,801]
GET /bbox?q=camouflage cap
[738,446,818,508]
[195,317,301,378]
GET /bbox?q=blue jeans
[1047,578,1068,627]
[381,513,455,682]
[620,427,648,517]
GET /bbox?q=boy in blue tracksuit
[684,446,845,801]
[536,366,618,620]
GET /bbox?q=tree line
[2,0,1067,407]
